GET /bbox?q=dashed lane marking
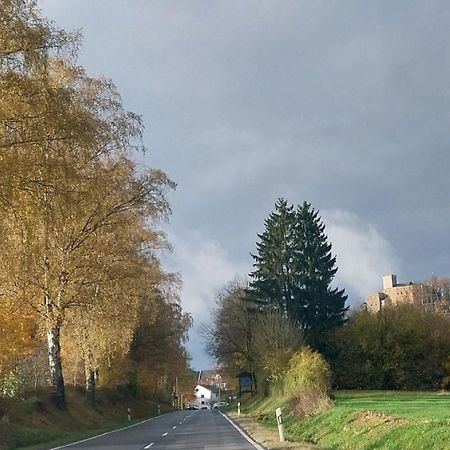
[162,432,168,436]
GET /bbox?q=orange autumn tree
[61,214,170,407]
[0,298,36,378]
[0,1,176,409]
[129,285,193,399]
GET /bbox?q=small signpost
[237,402,241,416]
[275,407,285,442]
[236,371,254,398]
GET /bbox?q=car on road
[186,405,199,410]
[212,401,228,409]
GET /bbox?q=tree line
[207,198,450,394]
[0,0,192,409]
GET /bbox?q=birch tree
[0,0,175,408]
[61,217,169,406]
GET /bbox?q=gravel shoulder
[227,411,317,450]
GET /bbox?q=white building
[194,384,219,408]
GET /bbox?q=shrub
[284,347,331,395]
[283,347,331,416]
[0,371,25,398]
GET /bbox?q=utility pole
[175,376,179,409]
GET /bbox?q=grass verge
[239,391,450,450]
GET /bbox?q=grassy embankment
[240,391,450,450]
[0,387,171,450]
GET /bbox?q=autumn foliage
[0,0,192,408]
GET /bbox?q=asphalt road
[52,409,263,450]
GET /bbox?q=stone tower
[366,274,431,313]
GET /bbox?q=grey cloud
[42,0,450,367]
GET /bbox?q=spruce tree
[249,199,347,340]
[249,198,297,314]
[293,202,348,335]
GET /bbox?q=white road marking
[179,421,183,424]
[162,432,168,436]
[144,444,154,449]
[172,425,177,429]
[218,410,265,450]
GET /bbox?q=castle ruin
[366,274,432,313]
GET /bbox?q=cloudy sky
[42,0,450,369]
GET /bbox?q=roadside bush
[0,370,25,398]
[284,347,331,417]
[284,347,331,395]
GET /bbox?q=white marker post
[237,402,241,416]
[276,407,285,442]
[127,408,132,422]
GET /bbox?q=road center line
[172,426,177,429]
[162,432,168,436]
[144,444,154,449]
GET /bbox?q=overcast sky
[42,0,450,369]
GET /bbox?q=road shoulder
[226,411,316,450]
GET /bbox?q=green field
[334,391,450,420]
[242,391,450,450]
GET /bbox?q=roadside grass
[240,391,450,450]
[334,391,450,419]
[0,425,64,450]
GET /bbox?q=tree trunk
[85,365,96,408]
[46,325,66,409]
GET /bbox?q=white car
[186,404,198,410]
[212,401,228,409]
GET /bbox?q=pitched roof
[195,384,220,394]
[197,369,223,382]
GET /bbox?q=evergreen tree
[294,202,347,335]
[249,199,297,314]
[249,199,347,340]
